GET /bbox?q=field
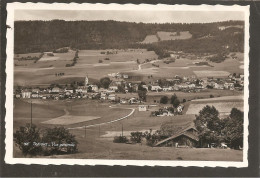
[14,50,244,86]
[185,95,243,117]
[157,31,192,40]
[14,95,243,161]
[193,70,230,78]
[140,35,158,43]
[147,89,243,102]
[140,31,192,44]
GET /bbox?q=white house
[109,85,118,91]
[90,85,99,92]
[151,85,162,91]
[108,94,116,101]
[139,105,147,111]
[51,87,60,93]
[21,91,31,98]
[100,93,107,100]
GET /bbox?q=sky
[14,10,245,23]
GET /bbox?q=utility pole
[30,100,32,127]
[84,125,86,139]
[122,124,123,137]
[99,125,100,137]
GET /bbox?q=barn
[155,125,199,148]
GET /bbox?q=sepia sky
[15,10,245,23]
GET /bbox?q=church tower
[85,75,89,88]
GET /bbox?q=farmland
[14,49,244,86]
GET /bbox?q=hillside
[14,20,244,54]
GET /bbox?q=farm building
[138,105,148,111]
[155,125,199,148]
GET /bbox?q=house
[100,93,107,100]
[177,104,184,113]
[108,94,116,101]
[89,85,99,92]
[109,85,118,91]
[65,88,74,94]
[31,93,39,98]
[21,90,31,98]
[162,86,173,92]
[151,85,162,91]
[51,87,60,93]
[129,97,139,104]
[32,88,40,93]
[15,94,21,98]
[123,74,129,79]
[155,124,199,147]
[139,105,148,111]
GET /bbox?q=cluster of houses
[14,73,244,102]
[150,105,184,116]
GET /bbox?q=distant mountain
[14,20,244,54]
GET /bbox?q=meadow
[140,31,192,44]
[14,49,244,86]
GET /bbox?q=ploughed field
[14,50,244,86]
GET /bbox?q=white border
[5,3,250,167]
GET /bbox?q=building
[138,105,148,111]
[51,87,60,93]
[155,124,199,147]
[108,94,116,101]
[151,85,162,91]
[21,90,31,98]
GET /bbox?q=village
[14,71,244,105]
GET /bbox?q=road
[67,105,135,130]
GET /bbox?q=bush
[14,123,42,156]
[160,96,169,104]
[210,94,214,98]
[113,136,128,143]
[99,59,103,63]
[42,127,78,155]
[130,132,143,143]
[65,64,71,67]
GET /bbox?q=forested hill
[14,20,244,54]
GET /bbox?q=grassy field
[140,35,159,43]
[13,98,243,161]
[140,31,192,44]
[14,50,244,86]
[147,89,243,102]
[157,31,192,40]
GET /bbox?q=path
[67,106,135,130]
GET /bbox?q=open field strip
[192,95,243,102]
[67,106,135,130]
[186,102,243,115]
[194,70,230,78]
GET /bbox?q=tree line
[14,20,244,55]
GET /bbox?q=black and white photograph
[5,3,249,167]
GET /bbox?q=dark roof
[155,124,199,146]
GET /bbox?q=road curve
[67,106,135,130]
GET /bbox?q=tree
[42,127,78,155]
[194,105,221,147]
[172,99,180,108]
[137,84,147,102]
[170,94,177,105]
[87,85,92,92]
[130,132,143,143]
[160,96,169,104]
[100,77,111,89]
[14,124,42,156]
[222,108,243,149]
